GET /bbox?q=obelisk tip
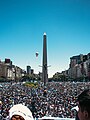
[44,32,46,35]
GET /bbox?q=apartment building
[68,53,90,80]
[0,58,26,81]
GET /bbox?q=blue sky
[0,0,90,77]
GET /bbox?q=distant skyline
[0,0,90,77]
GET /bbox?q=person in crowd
[71,105,79,120]
[77,89,90,120]
[8,104,34,120]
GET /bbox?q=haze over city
[0,0,90,77]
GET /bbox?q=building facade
[68,53,90,80]
[0,58,26,81]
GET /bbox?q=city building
[68,53,90,80]
[27,65,31,75]
[0,58,26,81]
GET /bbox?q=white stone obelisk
[42,32,48,86]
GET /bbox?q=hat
[71,106,79,111]
[0,101,2,104]
[9,104,33,120]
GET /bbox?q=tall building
[31,69,34,74]
[27,66,31,75]
[42,33,48,86]
[68,53,90,80]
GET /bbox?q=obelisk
[42,32,48,86]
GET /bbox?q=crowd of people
[0,81,90,119]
